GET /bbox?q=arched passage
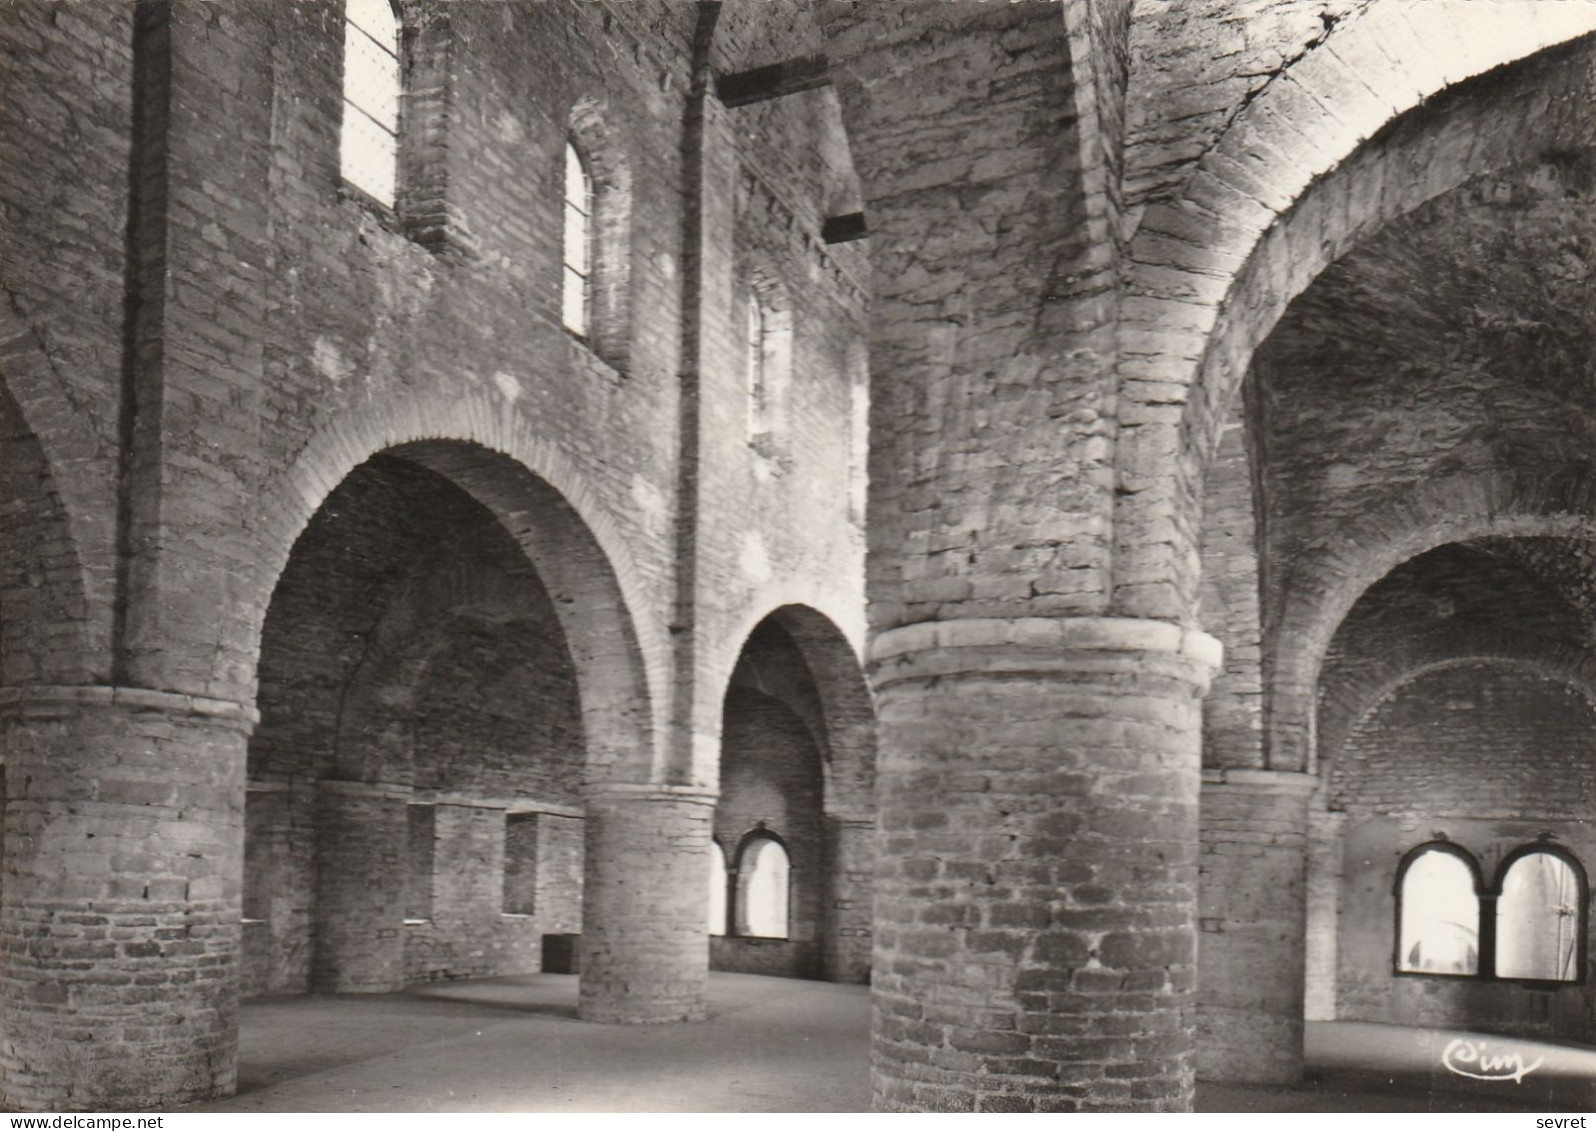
[1118,19,1596,622]
[245,449,594,996]
[713,605,876,984]
[241,438,678,1027]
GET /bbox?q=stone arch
[566,97,634,369]
[1320,647,1596,780]
[255,404,660,783]
[1115,7,1596,619]
[1266,471,1596,773]
[717,600,875,817]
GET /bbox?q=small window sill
[240,917,267,925]
[403,918,431,926]
[501,912,534,920]
[566,333,626,385]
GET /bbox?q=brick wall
[1330,663,1596,1036]
[713,689,825,980]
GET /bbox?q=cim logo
[1441,1037,1545,1083]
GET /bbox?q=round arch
[1265,473,1596,773]
[1114,11,1596,619]
[1323,654,1596,782]
[715,601,876,817]
[255,404,661,783]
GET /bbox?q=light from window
[708,840,728,936]
[341,0,400,207]
[1397,847,1478,975]
[746,292,766,431]
[563,142,592,336]
[742,837,789,939]
[1497,851,1581,981]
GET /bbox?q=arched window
[707,840,729,937]
[1496,847,1585,982]
[563,141,593,336]
[1396,843,1479,976]
[340,0,401,207]
[738,835,790,939]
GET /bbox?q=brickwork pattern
[1196,771,1313,1084]
[0,692,250,1110]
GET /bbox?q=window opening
[1497,849,1582,982]
[747,291,767,432]
[1396,845,1478,975]
[708,840,729,937]
[739,836,790,939]
[405,803,436,923]
[340,0,401,207]
[503,812,539,917]
[563,141,593,336]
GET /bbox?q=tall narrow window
[340,0,401,207]
[1396,844,1479,975]
[563,142,593,336]
[405,803,436,923]
[739,835,790,939]
[1496,849,1584,982]
[708,840,728,937]
[503,812,539,917]
[747,292,767,432]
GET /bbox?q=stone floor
[175,973,1596,1113]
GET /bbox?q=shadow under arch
[1116,16,1596,617]
[720,602,877,817]
[1266,475,1596,774]
[255,417,660,784]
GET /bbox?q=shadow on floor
[199,977,1596,1113]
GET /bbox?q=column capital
[868,616,1222,692]
[0,684,259,730]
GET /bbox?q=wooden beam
[822,212,868,245]
[717,55,832,108]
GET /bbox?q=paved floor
[177,973,1596,1113]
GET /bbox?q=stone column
[579,784,716,1023]
[1304,806,1346,1021]
[1196,768,1316,1084]
[0,686,253,1112]
[312,781,408,994]
[825,814,875,985]
[869,619,1219,1112]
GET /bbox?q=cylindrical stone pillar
[1195,768,1316,1085]
[1304,806,1346,1022]
[868,618,1219,1113]
[313,780,409,994]
[579,784,715,1023]
[0,686,254,1112]
[825,814,876,984]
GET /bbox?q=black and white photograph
[3,0,1596,1117]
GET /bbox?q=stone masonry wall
[1331,663,1596,1037]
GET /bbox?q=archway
[243,440,648,1007]
[713,605,876,984]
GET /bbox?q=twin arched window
[1396,842,1585,983]
[340,0,401,207]
[708,834,790,940]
